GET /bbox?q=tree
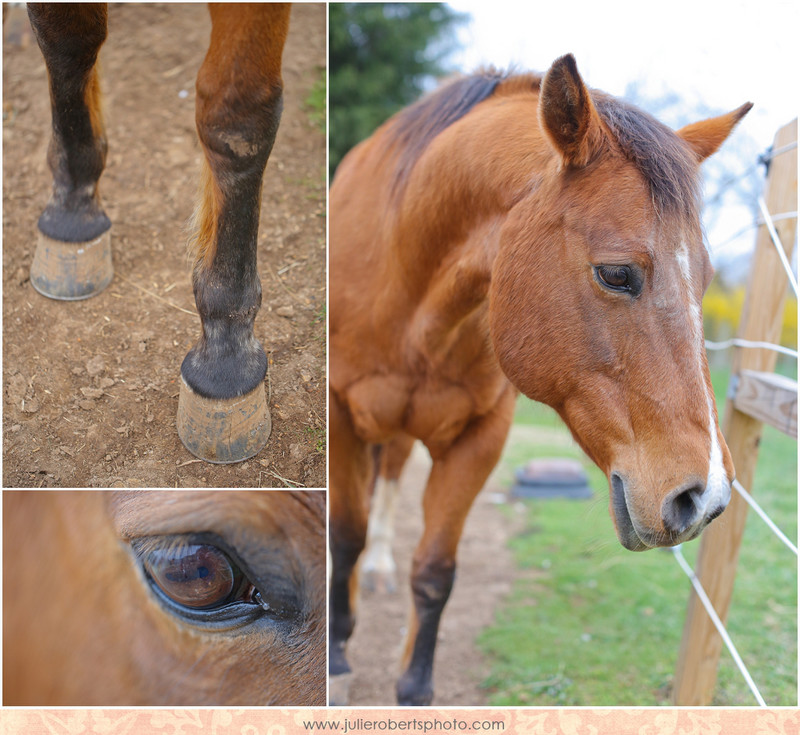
[329,3,467,177]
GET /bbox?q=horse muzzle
[610,471,732,551]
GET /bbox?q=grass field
[480,368,797,706]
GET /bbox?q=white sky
[448,0,798,151]
[445,0,799,270]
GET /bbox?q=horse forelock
[591,93,701,220]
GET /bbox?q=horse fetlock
[37,197,110,243]
[181,330,267,401]
[361,539,398,593]
[360,562,398,594]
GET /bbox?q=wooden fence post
[672,118,798,705]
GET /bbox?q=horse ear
[677,103,754,162]
[539,54,605,167]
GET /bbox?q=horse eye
[141,542,251,610]
[595,264,632,291]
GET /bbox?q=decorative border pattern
[0,708,797,735]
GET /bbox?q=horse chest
[345,370,504,451]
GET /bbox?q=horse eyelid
[593,264,644,296]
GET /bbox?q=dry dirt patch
[3,3,326,488]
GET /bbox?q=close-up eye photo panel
[3,490,327,706]
[1,0,798,733]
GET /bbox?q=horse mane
[388,69,527,194]
[591,93,701,217]
[386,69,699,217]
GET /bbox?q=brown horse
[329,54,751,705]
[24,3,290,463]
[3,490,326,705]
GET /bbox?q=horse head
[490,55,750,550]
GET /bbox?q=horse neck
[387,93,553,341]
[394,92,551,273]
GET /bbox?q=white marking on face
[677,241,703,343]
[704,395,731,509]
[676,240,730,507]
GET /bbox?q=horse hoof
[177,378,271,463]
[30,229,113,300]
[328,672,353,706]
[396,674,433,706]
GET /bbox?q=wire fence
[673,134,798,706]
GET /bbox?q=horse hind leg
[27,3,113,300]
[361,434,415,593]
[177,4,290,463]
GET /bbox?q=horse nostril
[610,472,628,521]
[662,483,703,535]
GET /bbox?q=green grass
[479,371,797,706]
[305,66,326,133]
[305,425,326,455]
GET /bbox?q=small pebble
[86,355,105,377]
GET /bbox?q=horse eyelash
[130,535,197,560]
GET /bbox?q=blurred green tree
[329,2,467,177]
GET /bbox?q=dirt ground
[3,3,326,488]
[343,441,522,706]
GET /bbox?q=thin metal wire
[757,195,798,297]
[759,140,799,165]
[712,212,798,252]
[732,479,798,555]
[671,545,767,707]
[704,338,799,359]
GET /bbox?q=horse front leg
[27,3,113,300]
[396,386,516,706]
[328,391,374,705]
[177,3,290,463]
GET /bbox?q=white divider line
[671,545,767,707]
[732,479,798,555]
